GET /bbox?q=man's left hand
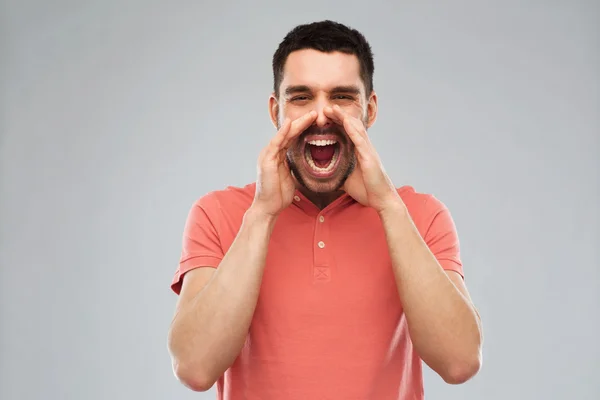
[324,105,402,213]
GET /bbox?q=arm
[167,207,277,391]
[320,105,482,383]
[167,112,316,392]
[378,199,483,384]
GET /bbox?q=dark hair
[272,20,374,98]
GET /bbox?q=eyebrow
[283,85,361,96]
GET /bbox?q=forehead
[280,49,363,94]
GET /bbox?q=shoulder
[396,185,453,235]
[397,185,448,214]
[190,182,256,218]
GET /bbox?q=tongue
[310,145,335,167]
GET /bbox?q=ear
[268,93,279,129]
[365,91,378,128]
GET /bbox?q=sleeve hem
[170,255,222,295]
[438,258,464,279]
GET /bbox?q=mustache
[301,124,345,137]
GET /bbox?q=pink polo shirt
[171,183,463,399]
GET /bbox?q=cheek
[280,106,305,121]
[342,102,366,120]
[288,138,304,155]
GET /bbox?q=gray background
[1,0,598,399]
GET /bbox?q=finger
[347,116,370,141]
[334,105,369,137]
[263,118,292,161]
[270,117,292,149]
[278,151,291,178]
[323,105,368,145]
[327,105,370,149]
[281,110,317,149]
[322,106,344,125]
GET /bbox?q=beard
[278,114,362,194]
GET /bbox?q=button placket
[313,212,331,282]
[316,212,326,250]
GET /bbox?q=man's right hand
[251,111,317,217]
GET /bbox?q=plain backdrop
[1,1,598,399]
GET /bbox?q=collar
[290,189,357,217]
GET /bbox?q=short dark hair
[272,20,375,98]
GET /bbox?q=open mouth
[303,137,342,177]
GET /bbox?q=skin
[168,48,483,392]
[268,49,378,209]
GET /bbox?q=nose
[314,101,333,129]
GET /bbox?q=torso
[209,183,427,399]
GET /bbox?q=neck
[296,185,345,210]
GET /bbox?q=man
[167,20,483,400]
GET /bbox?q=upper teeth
[308,139,337,146]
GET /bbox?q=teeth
[307,139,337,146]
[305,146,339,173]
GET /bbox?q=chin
[297,173,348,193]
[286,126,356,195]
[288,152,355,195]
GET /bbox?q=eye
[290,96,310,102]
[333,95,354,101]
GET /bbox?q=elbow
[441,353,482,385]
[167,327,216,392]
[172,360,215,392]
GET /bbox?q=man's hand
[324,105,401,213]
[251,111,317,217]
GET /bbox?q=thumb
[279,153,292,176]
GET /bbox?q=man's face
[271,49,375,194]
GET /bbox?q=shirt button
[319,215,325,223]
[294,195,301,202]
[317,241,325,248]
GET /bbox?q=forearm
[379,200,482,383]
[169,207,277,386]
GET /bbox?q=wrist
[377,198,418,239]
[245,205,279,227]
[377,196,408,219]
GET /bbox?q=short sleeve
[423,196,464,278]
[170,195,224,295]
